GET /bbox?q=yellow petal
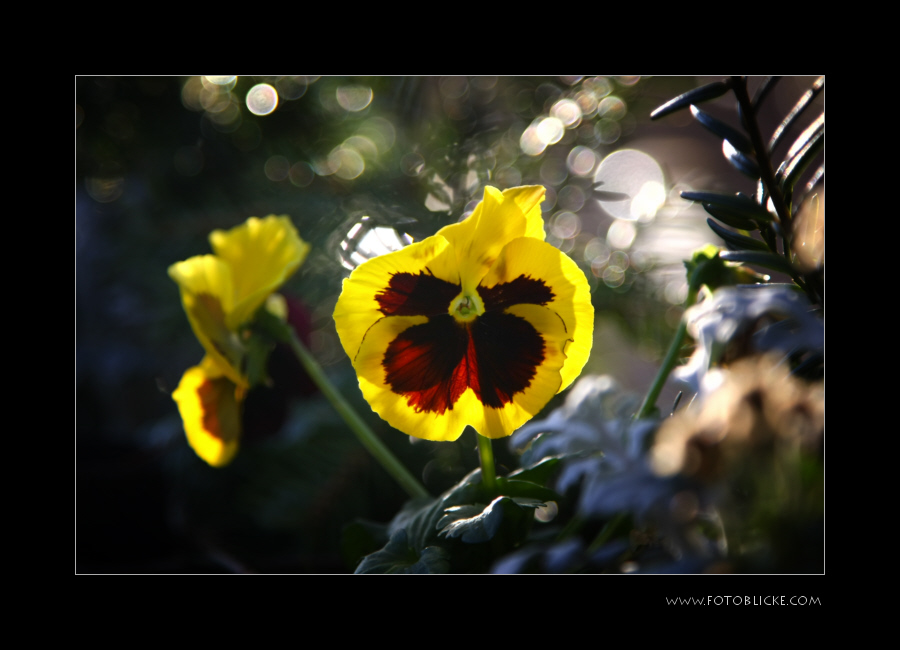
[209,215,310,329]
[436,186,546,293]
[172,357,243,467]
[168,255,247,387]
[333,234,456,362]
[480,236,594,392]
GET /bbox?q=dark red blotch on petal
[377,271,460,317]
[197,376,230,441]
[383,315,471,414]
[470,311,545,408]
[478,275,554,313]
[382,310,545,414]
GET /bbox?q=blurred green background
[75,75,821,573]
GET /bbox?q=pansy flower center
[450,292,485,323]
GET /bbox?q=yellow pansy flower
[169,215,310,466]
[171,356,244,467]
[333,186,594,442]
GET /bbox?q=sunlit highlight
[520,124,547,156]
[630,181,666,221]
[344,135,379,160]
[536,117,565,146]
[607,220,637,250]
[204,75,237,88]
[358,117,396,154]
[551,99,582,127]
[337,85,374,112]
[246,84,279,115]
[329,147,366,180]
[339,217,414,270]
[597,96,626,120]
[594,149,665,221]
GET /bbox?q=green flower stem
[635,273,703,420]
[285,330,430,500]
[477,433,497,494]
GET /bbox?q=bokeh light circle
[607,219,637,249]
[551,211,581,239]
[336,85,373,112]
[520,124,546,156]
[289,161,314,187]
[536,117,565,146]
[551,99,582,127]
[246,84,279,115]
[566,146,597,177]
[329,147,365,180]
[204,75,236,87]
[264,155,290,181]
[557,184,586,212]
[594,149,665,221]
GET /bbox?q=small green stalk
[477,433,497,494]
[284,329,430,500]
[635,271,703,420]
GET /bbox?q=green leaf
[691,105,754,154]
[496,478,560,503]
[507,456,562,485]
[706,218,770,252]
[354,530,450,574]
[387,470,488,552]
[438,496,545,544]
[718,250,796,276]
[650,80,732,120]
[702,204,758,230]
[681,191,774,223]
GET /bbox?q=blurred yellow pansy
[333,186,594,442]
[169,215,309,466]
